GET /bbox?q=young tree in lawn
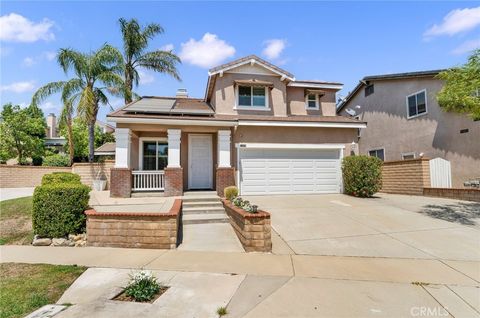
[32,44,126,163]
[436,49,480,120]
[0,103,46,164]
[118,18,181,104]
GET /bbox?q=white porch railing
[132,170,165,191]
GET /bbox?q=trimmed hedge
[32,183,90,237]
[43,154,70,167]
[42,172,81,185]
[342,155,382,198]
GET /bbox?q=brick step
[183,191,218,196]
[131,192,165,198]
[182,206,226,215]
[182,213,230,225]
[182,201,224,208]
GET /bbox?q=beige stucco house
[337,70,480,188]
[107,55,365,197]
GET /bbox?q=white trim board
[238,121,366,128]
[107,117,237,127]
[288,82,343,90]
[208,58,295,81]
[235,143,346,149]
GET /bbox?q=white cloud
[138,69,155,85]
[43,51,56,61]
[262,39,287,59]
[39,101,60,113]
[424,6,480,38]
[0,81,35,93]
[179,33,235,68]
[451,38,480,55]
[23,57,36,67]
[160,43,174,51]
[0,13,55,42]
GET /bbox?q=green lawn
[0,263,86,318]
[0,197,34,245]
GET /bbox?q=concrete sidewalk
[1,246,479,286]
[0,187,34,201]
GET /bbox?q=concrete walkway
[0,187,34,201]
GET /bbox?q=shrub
[32,156,43,166]
[342,155,382,198]
[43,154,70,167]
[224,186,238,201]
[124,270,161,302]
[32,183,90,237]
[41,172,81,186]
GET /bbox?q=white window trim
[368,148,386,161]
[305,93,320,110]
[138,137,168,171]
[401,152,416,160]
[406,89,428,119]
[234,85,270,111]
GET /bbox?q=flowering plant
[124,270,161,302]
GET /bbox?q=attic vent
[176,88,188,98]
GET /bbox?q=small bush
[124,270,161,302]
[217,306,228,316]
[41,172,81,186]
[32,183,90,237]
[43,154,70,167]
[342,155,382,198]
[224,186,238,201]
[32,156,43,166]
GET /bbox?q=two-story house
[107,55,365,197]
[337,70,480,188]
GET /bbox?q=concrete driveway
[0,187,34,201]
[246,193,480,261]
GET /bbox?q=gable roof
[336,69,445,113]
[208,55,295,80]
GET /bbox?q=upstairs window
[368,148,385,161]
[305,94,319,109]
[365,83,374,97]
[407,89,427,118]
[238,86,267,108]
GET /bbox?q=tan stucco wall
[287,86,337,116]
[213,73,287,116]
[340,77,480,187]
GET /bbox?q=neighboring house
[107,55,365,197]
[96,120,115,134]
[337,70,480,188]
[94,142,116,157]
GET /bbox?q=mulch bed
[112,286,170,303]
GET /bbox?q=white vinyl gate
[429,158,452,188]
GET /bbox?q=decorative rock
[68,234,75,241]
[32,237,52,246]
[67,240,75,247]
[75,240,86,247]
[52,238,68,246]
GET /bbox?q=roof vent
[176,88,188,98]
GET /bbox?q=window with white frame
[406,90,427,118]
[238,86,267,108]
[401,152,415,160]
[305,94,318,109]
[141,140,168,170]
[368,148,385,161]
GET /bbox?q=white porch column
[115,128,131,168]
[167,129,181,168]
[218,130,231,168]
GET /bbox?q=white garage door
[239,147,342,195]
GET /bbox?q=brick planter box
[85,199,181,249]
[222,199,272,253]
[423,187,480,202]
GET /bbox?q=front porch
[110,127,235,198]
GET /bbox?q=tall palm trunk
[66,117,74,166]
[88,120,95,163]
[124,70,133,104]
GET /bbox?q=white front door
[188,134,213,189]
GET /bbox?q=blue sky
[1,1,479,122]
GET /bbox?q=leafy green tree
[32,44,126,162]
[436,49,480,120]
[0,103,46,164]
[119,18,181,103]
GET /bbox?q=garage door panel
[239,147,341,195]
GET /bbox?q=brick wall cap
[222,199,270,218]
[0,164,71,170]
[424,187,480,192]
[383,158,430,165]
[85,199,182,217]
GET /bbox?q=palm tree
[32,44,126,163]
[119,18,181,103]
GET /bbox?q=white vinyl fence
[429,158,452,188]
